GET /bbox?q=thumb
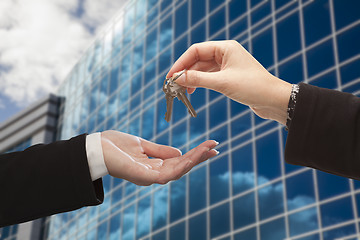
[174,70,221,91]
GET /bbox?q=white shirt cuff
[86,132,109,181]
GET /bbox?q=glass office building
[46,0,360,239]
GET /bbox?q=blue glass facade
[48,0,360,239]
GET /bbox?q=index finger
[167,41,226,78]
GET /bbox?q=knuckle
[187,71,200,86]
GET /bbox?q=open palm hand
[101,130,218,186]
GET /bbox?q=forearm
[249,75,292,125]
[285,83,360,180]
[0,134,103,227]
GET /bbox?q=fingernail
[176,148,183,155]
[214,141,220,146]
[174,71,186,84]
[213,149,220,155]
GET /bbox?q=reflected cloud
[153,186,168,229]
[122,205,135,240]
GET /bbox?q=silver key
[163,70,197,122]
[176,87,197,118]
[164,93,175,122]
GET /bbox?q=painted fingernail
[213,149,220,155]
[214,141,220,146]
[176,148,183,155]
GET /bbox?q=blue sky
[0,0,127,124]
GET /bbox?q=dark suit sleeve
[0,134,104,227]
[285,83,360,180]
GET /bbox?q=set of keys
[163,70,197,122]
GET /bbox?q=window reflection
[320,197,353,227]
[131,73,142,96]
[172,122,187,148]
[210,156,229,204]
[129,116,140,136]
[172,95,187,123]
[210,7,225,37]
[322,224,356,240]
[146,27,158,61]
[113,18,123,46]
[296,234,320,240]
[190,109,206,141]
[317,170,350,200]
[147,0,157,11]
[210,125,228,144]
[234,228,257,240]
[260,218,286,240]
[121,52,132,83]
[119,83,130,106]
[289,207,318,237]
[337,24,360,62]
[90,84,99,113]
[258,181,284,220]
[160,15,173,49]
[132,40,144,75]
[276,12,301,61]
[170,222,185,240]
[175,2,188,39]
[170,177,186,222]
[107,94,118,118]
[135,0,146,22]
[191,0,205,25]
[252,28,274,68]
[122,204,135,240]
[286,170,315,211]
[109,213,121,240]
[251,1,271,26]
[310,70,337,89]
[233,192,256,229]
[153,230,167,240]
[110,63,120,94]
[142,106,155,139]
[104,30,113,56]
[189,213,207,240]
[303,0,331,46]
[278,55,303,84]
[209,98,227,128]
[156,131,169,145]
[153,186,168,231]
[175,35,188,60]
[156,97,167,133]
[159,48,171,75]
[256,132,281,184]
[306,40,334,77]
[230,18,247,39]
[136,196,151,238]
[210,203,230,238]
[97,220,108,239]
[191,22,206,44]
[124,4,135,34]
[189,166,207,213]
[232,143,255,194]
[147,4,158,24]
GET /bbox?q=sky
[0,0,127,123]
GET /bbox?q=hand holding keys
[163,70,197,122]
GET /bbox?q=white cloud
[0,0,126,107]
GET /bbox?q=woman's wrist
[250,76,292,125]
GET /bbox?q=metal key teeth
[176,90,197,118]
[165,94,174,122]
